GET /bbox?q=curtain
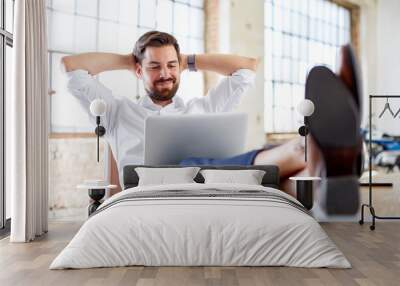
[10,0,49,242]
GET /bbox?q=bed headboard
[123,165,280,190]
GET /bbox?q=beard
[146,78,179,102]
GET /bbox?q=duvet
[50,183,351,269]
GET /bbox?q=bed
[50,165,350,269]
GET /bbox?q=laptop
[144,113,248,165]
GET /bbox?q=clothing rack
[359,95,400,230]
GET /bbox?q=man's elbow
[247,57,259,72]
[61,56,74,72]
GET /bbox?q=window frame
[264,0,360,136]
[0,0,14,237]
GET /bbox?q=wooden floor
[1,222,400,286]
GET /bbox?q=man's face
[135,45,181,103]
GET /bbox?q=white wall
[375,0,400,135]
[335,0,400,135]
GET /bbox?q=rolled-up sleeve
[192,69,255,113]
[66,69,119,132]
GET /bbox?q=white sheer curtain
[10,0,49,242]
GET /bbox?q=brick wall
[204,0,220,92]
[48,137,105,220]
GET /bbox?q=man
[63,31,361,214]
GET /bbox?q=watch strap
[187,54,197,72]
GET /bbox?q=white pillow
[135,167,200,186]
[200,169,266,185]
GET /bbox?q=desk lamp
[297,99,315,162]
[90,99,106,162]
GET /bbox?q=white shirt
[67,69,255,186]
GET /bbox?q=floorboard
[0,221,399,286]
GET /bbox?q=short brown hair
[133,31,180,64]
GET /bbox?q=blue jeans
[179,149,264,166]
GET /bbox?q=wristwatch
[187,54,197,72]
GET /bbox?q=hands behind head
[126,53,137,72]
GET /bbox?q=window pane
[298,61,308,85]
[272,57,281,81]
[308,0,316,17]
[5,0,14,33]
[98,21,118,52]
[275,83,292,108]
[339,7,345,28]
[264,81,274,132]
[299,14,307,37]
[292,84,303,111]
[5,45,12,219]
[273,4,282,32]
[99,0,119,21]
[52,0,74,12]
[282,8,291,33]
[175,35,189,53]
[76,0,97,17]
[75,16,97,52]
[274,107,292,132]
[282,34,291,58]
[139,0,156,28]
[174,3,189,36]
[49,11,75,52]
[117,24,137,53]
[299,0,308,14]
[281,58,291,82]
[272,31,282,57]
[189,38,204,54]
[291,11,299,35]
[191,0,204,8]
[156,0,173,33]
[120,0,138,25]
[310,18,318,40]
[291,36,299,60]
[299,38,308,61]
[291,60,299,84]
[189,7,204,39]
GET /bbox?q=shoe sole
[305,66,360,215]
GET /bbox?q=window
[264,0,352,133]
[46,0,205,133]
[0,0,14,235]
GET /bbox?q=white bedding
[50,183,350,269]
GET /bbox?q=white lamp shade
[297,99,315,117]
[90,99,106,116]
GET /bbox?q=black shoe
[306,66,360,215]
